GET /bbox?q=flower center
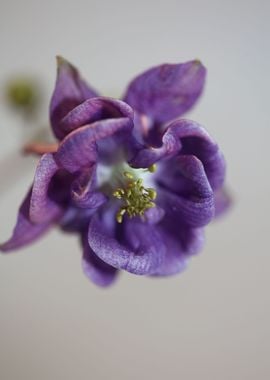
[112,164,157,223]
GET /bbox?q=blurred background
[0,0,269,379]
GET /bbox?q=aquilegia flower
[0,57,230,286]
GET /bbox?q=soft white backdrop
[0,0,269,379]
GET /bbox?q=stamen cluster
[113,168,157,223]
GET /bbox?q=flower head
[1,57,230,287]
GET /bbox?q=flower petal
[0,190,51,252]
[157,155,214,227]
[153,216,205,276]
[88,211,165,275]
[58,97,136,164]
[59,207,95,233]
[29,153,63,224]
[130,125,181,168]
[81,233,118,287]
[55,117,133,173]
[60,97,133,137]
[131,119,226,191]
[50,56,98,140]
[167,120,226,191]
[143,206,165,224]
[71,167,107,209]
[123,60,206,123]
[214,187,232,218]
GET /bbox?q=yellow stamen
[148,164,157,173]
[112,168,157,223]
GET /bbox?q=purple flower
[0,57,230,287]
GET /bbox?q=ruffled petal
[0,190,52,252]
[60,97,133,136]
[168,120,226,191]
[50,56,98,140]
[131,119,226,192]
[123,60,206,124]
[29,153,63,223]
[71,167,107,209]
[157,155,214,227]
[153,216,205,276]
[58,97,136,164]
[88,211,165,275]
[81,233,118,287]
[130,125,181,168]
[55,117,133,173]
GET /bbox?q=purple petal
[88,212,165,275]
[55,117,133,173]
[60,97,133,136]
[153,217,205,276]
[131,119,226,192]
[143,206,165,224]
[71,167,107,209]
[168,120,226,191]
[81,233,118,287]
[29,153,63,224]
[50,56,98,140]
[123,60,206,123]
[130,125,181,168]
[59,207,95,233]
[58,98,136,163]
[157,155,214,227]
[151,236,188,276]
[0,190,52,252]
[214,187,232,218]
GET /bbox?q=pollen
[112,167,157,223]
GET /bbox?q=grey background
[0,0,269,379]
